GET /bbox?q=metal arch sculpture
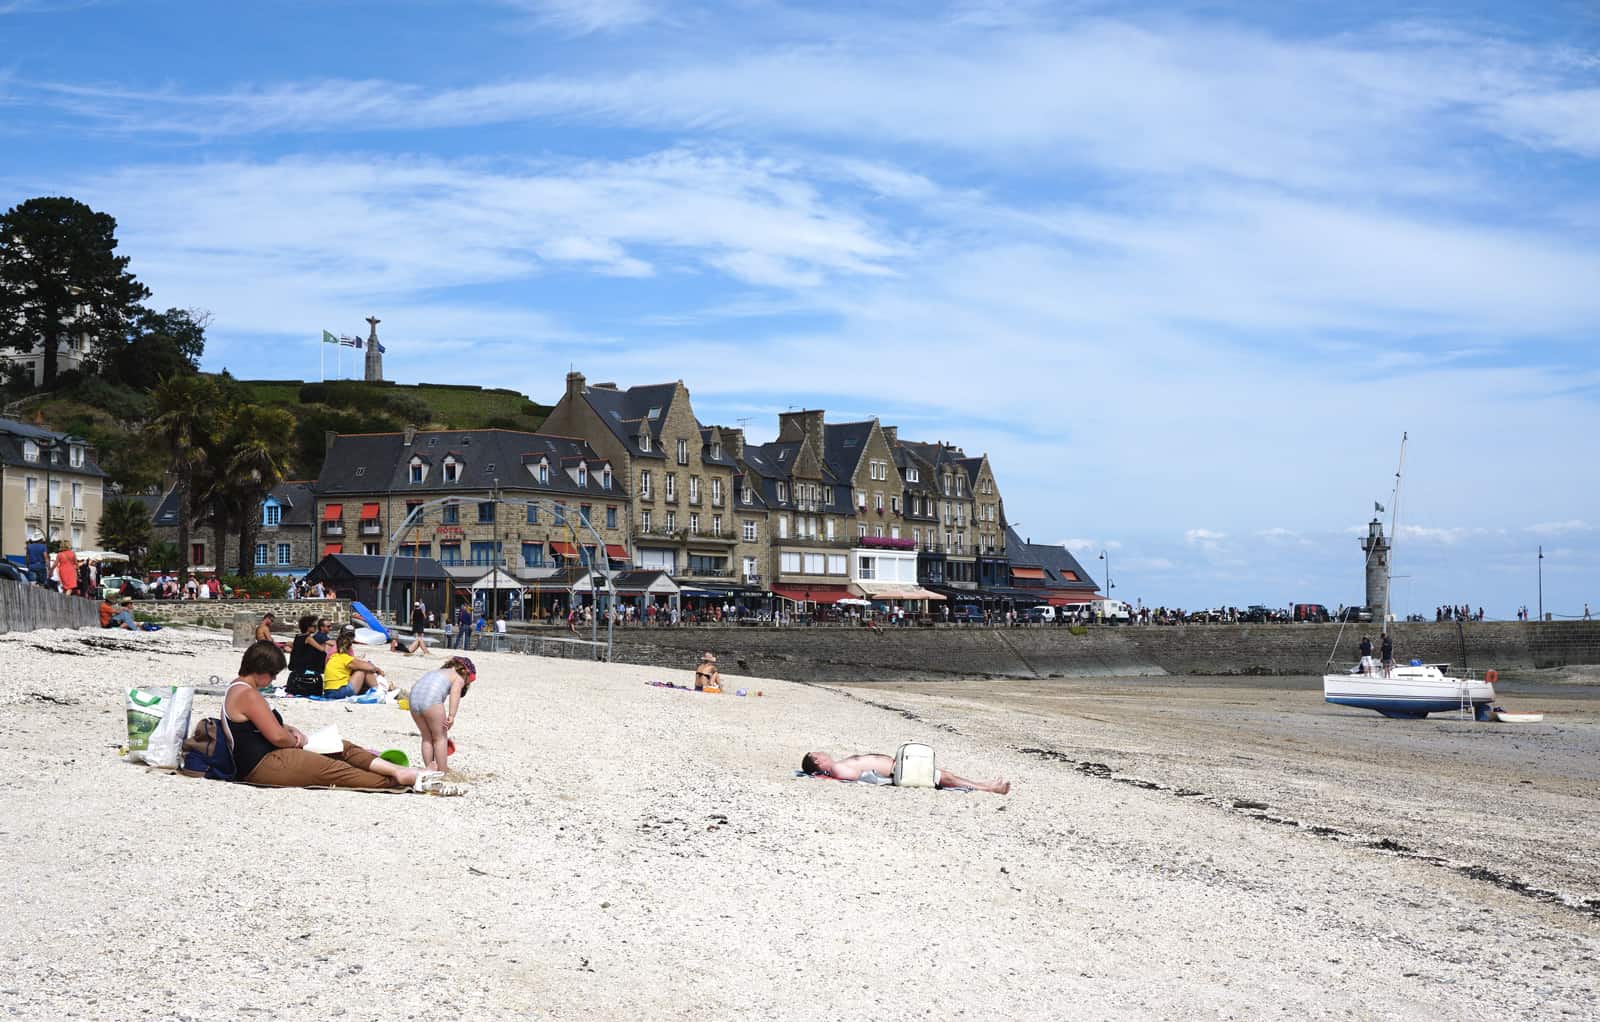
[374,494,617,660]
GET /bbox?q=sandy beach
[2,627,1596,1021]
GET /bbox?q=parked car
[1291,603,1331,623]
[1022,605,1056,623]
[100,575,150,601]
[949,604,984,623]
[1335,606,1375,623]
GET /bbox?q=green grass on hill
[240,378,551,432]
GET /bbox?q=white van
[1060,599,1132,624]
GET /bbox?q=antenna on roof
[736,417,752,427]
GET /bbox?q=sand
[1,627,1596,1021]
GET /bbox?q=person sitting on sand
[693,652,722,692]
[253,612,275,643]
[408,656,476,772]
[224,641,457,793]
[100,597,136,630]
[800,751,1011,795]
[322,631,387,698]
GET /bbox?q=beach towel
[793,770,971,793]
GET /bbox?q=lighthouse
[1361,519,1389,624]
[363,316,384,382]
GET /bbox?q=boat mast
[1382,433,1407,630]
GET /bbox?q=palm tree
[147,374,218,584]
[224,404,296,578]
[97,496,153,570]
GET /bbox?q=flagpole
[320,334,325,382]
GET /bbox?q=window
[526,504,539,524]
[606,506,617,529]
[48,478,61,505]
[712,514,722,536]
[890,496,899,514]
[538,461,549,484]
[277,543,292,566]
[676,438,689,464]
[906,466,919,483]
[743,556,758,579]
[478,501,496,524]
[641,509,652,531]
[891,524,900,539]
[439,543,462,565]
[778,515,789,539]
[69,445,84,468]
[191,543,206,564]
[858,523,867,538]
[874,525,884,537]
[780,552,801,573]
[640,470,652,498]
[406,500,423,522]
[741,486,753,505]
[22,440,37,462]
[777,482,787,503]
[856,490,866,510]
[943,474,952,495]
[742,520,758,542]
[689,512,700,534]
[803,553,825,574]
[712,442,723,460]
[255,544,268,566]
[602,465,612,490]
[913,528,921,547]
[665,510,677,531]
[24,477,36,503]
[364,542,381,556]
[410,461,425,484]
[825,488,835,507]
[858,556,876,579]
[665,473,676,500]
[639,433,651,453]
[443,458,460,483]
[71,482,83,509]
[825,518,835,541]
[554,503,566,525]
[580,504,592,525]
[875,492,884,513]
[688,554,724,575]
[827,554,846,575]
[522,543,544,568]
[956,476,965,496]
[470,541,499,565]
[263,503,283,527]
[578,464,588,486]
[399,543,430,559]
[688,476,700,503]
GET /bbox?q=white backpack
[892,742,937,788]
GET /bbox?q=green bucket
[378,749,410,767]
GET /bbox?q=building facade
[149,480,317,577]
[0,417,104,558]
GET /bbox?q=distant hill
[239,378,550,432]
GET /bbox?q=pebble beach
[2,627,1596,1020]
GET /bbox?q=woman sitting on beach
[322,631,386,698]
[408,656,476,772]
[801,750,1011,795]
[693,652,722,693]
[225,641,456,792]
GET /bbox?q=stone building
[150,480,317,577]
[313,427,631,589]
[889,437,980,590]
[740,410,854,603]
[542,373,750,597]
[0,416,104,557]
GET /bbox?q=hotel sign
[435,525,464,539]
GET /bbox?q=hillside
[239,378,550,432]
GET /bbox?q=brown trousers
[244,741,403,790]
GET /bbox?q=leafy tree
[148,373,220,583]
[97,496,153,569]
[221,404,295,578]
[97,307,207,391]
[0,197,150,390]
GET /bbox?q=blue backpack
[181,682,243,780]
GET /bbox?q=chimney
[778,410,825,454]
[565,371,586,402]
[324,429,337,454]
[403,424,417,447]
[882,425,898,445]
[724,428,745,460]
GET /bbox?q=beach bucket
[447,738,457,756]
[379,749,410,766]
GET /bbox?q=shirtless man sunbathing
[800,751,1010,795]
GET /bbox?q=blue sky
[3,0,1596,618]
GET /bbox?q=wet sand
[838,672,1600,913]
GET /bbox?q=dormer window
[21,440,38,463]
[601,465,612,490]
[741,486,753,505]
[443,456,460,483]
[906,466,919,483]
[712,442,723,460]
[537,460,549,484]
[776,482,787,503]
[639,433,651,453]
[578,463,589,486]
[956,476,965,496]
[409,457,426,484]
[69,445,84,468]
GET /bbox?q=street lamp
[1099,549,1113,599]
[38,435,59,554]
[1538,545,1543,623]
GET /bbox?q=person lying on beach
[800,751,1011,795]
[408,656,475,772]
[322,632,387,699]
[224,641,458,793]
[388,633,431,656]
[693,652,722,693]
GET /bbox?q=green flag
[322,330,339,345]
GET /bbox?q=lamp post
[1538,545,1543,623]
[491,478,500,646]
[1099,549,1113,600]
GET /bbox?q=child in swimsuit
[408,656,476,772]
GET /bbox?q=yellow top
[323,652,355,690]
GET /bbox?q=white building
[1,307,96,387]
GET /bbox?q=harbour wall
[596,621,1600,683]
[0,580,101,633]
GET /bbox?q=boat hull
[1323,669,1495,719]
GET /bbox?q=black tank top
[287,634,322,675]
[229,707,284,780]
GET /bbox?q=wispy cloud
[1526,520,1592,536]
[497,0,656,35]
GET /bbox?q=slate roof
[316,429,627,500]
[0,416,106,476]
[1004,526,1098,591]
[822,421,874,482]
[578,382,678,460]
[152,480,318,528]
[698,426,739,469]
[741,440,845,511]
[303,553,453,583]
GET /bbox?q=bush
[222,573,289,598]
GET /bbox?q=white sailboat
[1322,434,1498,719]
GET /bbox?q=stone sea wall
[594,621,1600,682]
[150,598,351,633]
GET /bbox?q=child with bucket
[408,656,476,773]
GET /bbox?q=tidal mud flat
[1,628,1596,1021]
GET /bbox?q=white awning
[469,569,524,591]
[851,581,946,601]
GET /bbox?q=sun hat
[120,597,133,605]
[700,652,717,663]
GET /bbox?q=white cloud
[1526,520,1592,536]
[499,0,656,35]
[1185,529,1226,547]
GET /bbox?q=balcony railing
[360,521,383,535]
[23,502,40,519]
[857,535,917,551]
[71,507,86,523]
[323,522,344,536]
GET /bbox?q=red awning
[1047,593,1098,607]
[360,503,380,520]
[322,504,343,521]
[1012,567,1046,580]
[322,543,343,556]
[550,541,577,557]
[605,544,629,560]
[772,584,852,604]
